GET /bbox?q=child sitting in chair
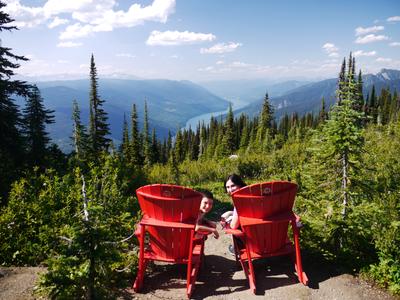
[196,190,219,239]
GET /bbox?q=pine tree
[150,128,159,164]
[223,104,235,154]
[166,130,172,159]
[0,1,31,202]
[321,54,364,218]
[22,85,54,168]
[130,103,141,166]
[354,70,364,113]
[198,123,206,158]
[337,58,346,105]
[369,85,378,123]
[88,54,110,156]
[319,97,327,123]
[120,114,130,160]
[142,100,151,167]
[174,129,184,163]
[71,99,89,161]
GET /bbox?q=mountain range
[235,69,400,120]
[19,68,400,152]
[22,79,229,151]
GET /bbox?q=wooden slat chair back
[137,184,201,261]
[233,181,297,255]
[133,184,204,298]
[229,181,308,293]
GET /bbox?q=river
[183,101,248,130]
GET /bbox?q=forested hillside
[0,2,399,299]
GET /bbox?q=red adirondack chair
[133,184,205,298]
[226,181,308,293]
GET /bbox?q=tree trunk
[342,152,348,218]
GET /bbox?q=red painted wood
[134,184,204,298]
[230,181,308,293]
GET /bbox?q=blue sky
[3,0,400,82]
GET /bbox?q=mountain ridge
[24,78,229,152]
[235,69,400,120]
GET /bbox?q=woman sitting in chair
[220,174,246,254]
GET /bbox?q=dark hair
[224,174,246,192]
[197,188,213,199]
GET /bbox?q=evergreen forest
[0,1,399,298]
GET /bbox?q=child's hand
[220,217,226,228]
[213,229,219,239]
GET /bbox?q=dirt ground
[1,231,397,300]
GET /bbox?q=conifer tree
[369,85,378,123]
[88,54,110,156]
[166,130,172,159]
[22,85,54,168]
[319,97,327,123]
[223,104,236,154]
[150,128,159,164]
[198,123,206,158]
[130,103,141,166]
[337,58,347,104]
[169,150,180,184]
[239,120,250,151]
[0,0,31,201]
[142,100,151,167]
[174,129,184,163]
[320,54,364,218]
[354,70,364,113]
[72,99,89,160]
[389,90,399,122]
[120,114,130,160]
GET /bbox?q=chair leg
[292,224,308,285]
[133,259,148,291]
[186,230,198,298]
[133,224,146,292]
[246,250,256,294]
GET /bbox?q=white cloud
[57,41,83,48]
[353,50,377,57]
[216,60,224,65]
[230,61,251,68]
[200,42,242,54]
[355,34,389,44]
[387,16,400,22]
[48,17,69,28]
[59,23,95,40]
[146,30,216,46]
[4,0,176,41]
[116,53,136,58]
[3,0,46,27]
[322,43,338,52]
[376,57,392,62]
[322,43,339,57]
[355,25,384,36]
[389,42,400,47]
[43,0,98,17]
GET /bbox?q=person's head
[199,190,214,214]
[224,174,246,195]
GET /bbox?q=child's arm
[195,223,219,239]
[230,208,240,230]
[204,218,217,228]
[221,211,233,219]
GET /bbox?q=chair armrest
[139,216,196,229]
[224,228,245,238]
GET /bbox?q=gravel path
[0,232,397,300]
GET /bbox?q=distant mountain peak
[376,69,400,81]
